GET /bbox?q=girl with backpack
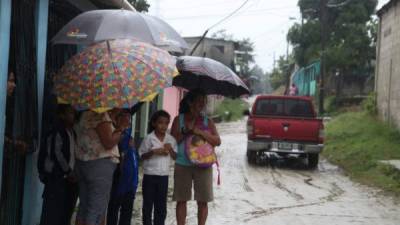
[170,89,221,225]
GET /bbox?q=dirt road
[133,121,400,225]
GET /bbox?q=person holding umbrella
[74,109,130,225]
[170,89,221,225]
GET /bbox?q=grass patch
[323,111,400,195]
[215,98,249,122]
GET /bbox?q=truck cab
[245,95,324,169]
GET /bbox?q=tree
[249,65,271,94]
[210,30,255,78]
[235,38,255,78]
[287,0,377,75]
[128,0,150,12]
[269,55,293,90]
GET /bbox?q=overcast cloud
[147,0,391,73]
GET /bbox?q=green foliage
[324,95,337,114]
[362,92,377,115]
[127,0,150,12]
[211,30,255,77]
[236,38,255,78]
[323,112,400,195]
[215,98,249,122]
[288,0,378,75]
[269,55,293,90]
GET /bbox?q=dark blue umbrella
[173,56,250,98]
[51,9,188,53]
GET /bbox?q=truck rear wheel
[307,153,319,169]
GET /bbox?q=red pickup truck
[245,95,324,169]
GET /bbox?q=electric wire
[207,0,252,30]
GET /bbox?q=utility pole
[273,52,276,70]
[319,0,328,115]
[285,38,290,95]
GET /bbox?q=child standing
[107,126,139,225]
[37,104,78,225]
[139,110,177,225]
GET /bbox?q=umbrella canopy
[51,9,188,53]
[173,56,250,98]
[54,39,178,112]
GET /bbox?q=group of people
[38,89,221,225]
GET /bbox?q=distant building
[188,37,239,113]
[184,37,238,70]
[163,37,241,118]
[376,0,400,128]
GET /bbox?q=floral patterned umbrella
[54,39,178,112]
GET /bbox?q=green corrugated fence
[292,60,321,96]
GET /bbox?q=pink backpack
[180,115,221,184]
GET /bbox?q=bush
[324,95,337,114]
[215,98,249,122]
[323,112,400,195]
[362,92,377,115]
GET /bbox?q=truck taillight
[318,124,324,143]
[247,121,254,138]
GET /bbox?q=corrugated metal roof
[184,36,238,44]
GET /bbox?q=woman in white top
[139,110,177,225]
[75,109,130,225]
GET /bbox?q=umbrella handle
[106,40,130,107]
[106,40,120,75]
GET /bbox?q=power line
[208,0,252,30]
[165,7,298,21]
[159,0,249,11]
[252,20,291,40]
[165,9,295,20]
[189,0,252,55]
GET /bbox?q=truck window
[255,99,284,116]
[254,99,313,118]
[285,99,314,118]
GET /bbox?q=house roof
[377,0,399,17]
[184,36,238,44]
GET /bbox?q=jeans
[107,191,136,225]
[75,158,117,225]
[142,175,169,225]
[39,178,78,225]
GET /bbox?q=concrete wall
[184,37,236,70]
[376,1,400,128]
[180,37,237,115]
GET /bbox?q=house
[376,0,400,128]
[184,37,238,70]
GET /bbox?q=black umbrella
[173,56,250,98]
[51,9,188,53]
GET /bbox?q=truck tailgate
[252,116,321,142]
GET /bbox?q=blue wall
[0,0,12,194]
[21,0,49,224]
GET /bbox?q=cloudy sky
[147,0,390,73]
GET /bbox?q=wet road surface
[132,121,400,225]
